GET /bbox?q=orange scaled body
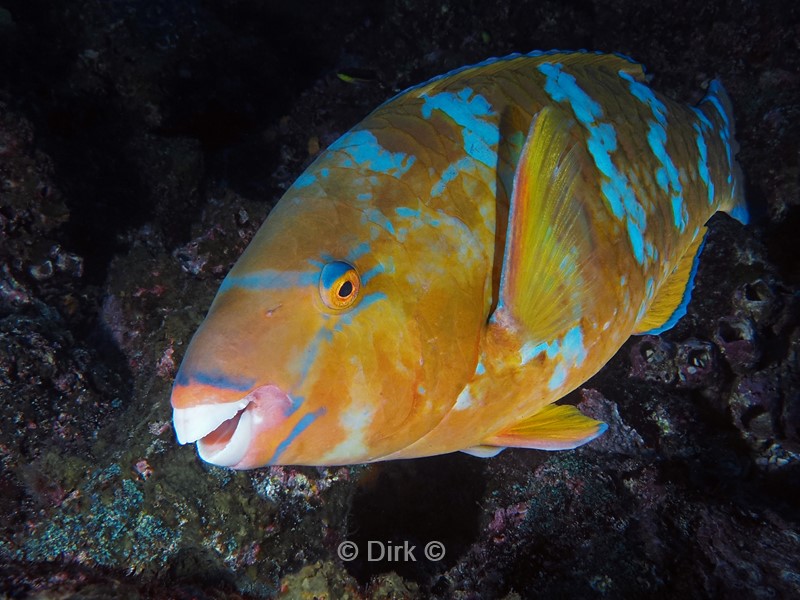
[171,51,747,467]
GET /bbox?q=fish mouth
[172,384,292,467]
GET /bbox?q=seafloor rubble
[0,0,798,598]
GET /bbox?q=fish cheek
[314,301,426,458]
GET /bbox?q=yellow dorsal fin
[634,227,708,335]
[484,404,607,450]
[491,103,594,342]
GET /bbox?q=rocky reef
[0,0,798,598]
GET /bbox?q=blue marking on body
[626,215,646,264]
[645,241,657,262]
[701,82,735,185]
[599,180,624,221]
[394,206,441,230]
[655,167,668,192]
[540,63,648,263]
[646,123,687,232]
[219,270,318,293]
[539,63,603,123]
[691,106,713,131]
[431,156,473,197]
[705,81,730,129]
[520,339,560,365]
[586,123,618,177]
[475,361,486,376]
[357,192,372,201]
[621,70,692,238]
[360,263,384,285]
[293,172,316,189]
[395,207,421,219]
[346,242,371,263]
[175,370,255,391]
[548,363,568,390]
[268,409,325,465]
[561,325,587,367]
[420,88,498,168]
[320,168,330,178]
[329,130,416,178]
[639,235,707,335]
[692,123,714,205]
[362,208,395,236]
[417,385,426,395]
[620,70,668,125]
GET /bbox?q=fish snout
[171,384,293,468]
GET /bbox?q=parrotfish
[171,51,747,468]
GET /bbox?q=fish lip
[172,384,293,468]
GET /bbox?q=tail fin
[699,80,748,225]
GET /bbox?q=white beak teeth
[172,398,251,445]
[197,407,254,467]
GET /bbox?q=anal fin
[484,404,607,451]
[634,226,707,335]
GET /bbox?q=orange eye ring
[319,261,361,310]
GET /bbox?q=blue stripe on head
[360,263,385,285]
[333,292,387,331]
[268,409,325,465]
[346,242,371,263]
[176,369,255,391]
[296,325,334,382]
[219,270,319,294]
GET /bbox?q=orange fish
[171,51,747,467]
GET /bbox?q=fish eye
[319,261,360,310]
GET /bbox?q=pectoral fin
[483,404,607,451]
[634,227,707,335]
[490,103,594,343]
